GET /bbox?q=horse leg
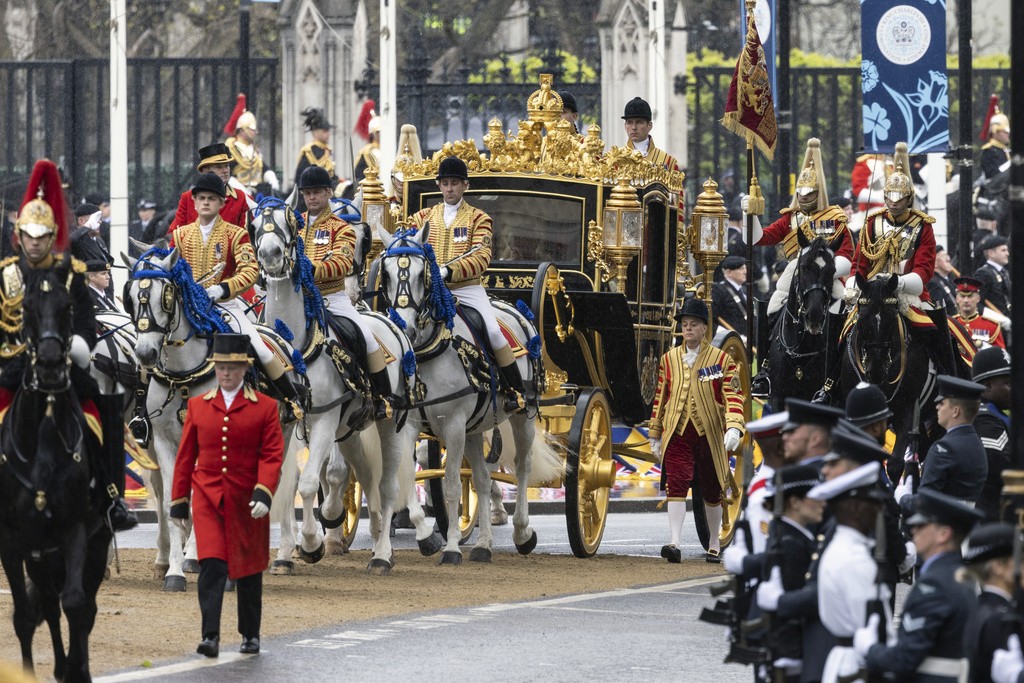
[489,480,508,525]
[0,547,39,673]
[270,434,301,575]
[159,452,188,592]
[367,425,401,574]
[27,557,66,682]
[295,427,330,563]
[60,524,90,683]
[321,445,351,556]
[145,467,170,580]
[466,433,494,563]
[395,424,442,555]
[510,416,538,553]
[438,427,467,564]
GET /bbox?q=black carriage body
[405,173,680,425]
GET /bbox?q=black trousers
[197,558,263,640]
[93,393,124,498]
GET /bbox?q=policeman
[169,143,254,232]
[843,382,893,447]
[621,97,679,171]
[974,234,1012,332]
[712,255,748,339]
[781,399,844,469]
[168,173,303,416]
[895,375,988,514]
[169,333,285,658]
[298,165,392,419]
[953,276,1006,350]
[972,347,1012,520]
[854,489,984,682]
[962,522,1019,683]
[649,297,745,563]
[222,95,268,197]
[3,159,135,530]
[409,156,527,414]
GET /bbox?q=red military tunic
[168,183,254,233]
[852,208,936,303]
[168,217,259,299]
[171,385,284,579]
[953,312,1005,349]
[410,201,493,289]
[758,206,853,261]
[851,154,887,214]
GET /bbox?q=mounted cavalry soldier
[169,143,255,232]
[409,156,527,413]
[0,159,136,530]
[168,172,302,416]
[298,164,393,420]
[222,94,268,197]
[749,138,853,397]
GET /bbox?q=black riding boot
[924,308,958,377]
[94,393,138,532]
[270,375,304,423]
[498,361,526,414]
[750,311,780,398]
[369,369,393,421]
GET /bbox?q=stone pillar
[597,0,647,148]
[667,1,688,168]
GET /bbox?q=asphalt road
[99,512,753,683]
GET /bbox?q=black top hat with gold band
[210,333,253,364]
[196,143,234,172]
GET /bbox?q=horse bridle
[23,276,73,393]
[126,275,181,340]
[853,296,907,387]
[381,237,434,333]
[253,201,297,276]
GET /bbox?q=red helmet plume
[223,93,248,135]
[354,99,377,142]
[15,159,69,251]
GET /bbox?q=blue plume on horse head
[291,235,326,331]
[130,246,230,336]
[402,349,417,377]
[255,196,303,231]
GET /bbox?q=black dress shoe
[706,548,722,564]
[109,499,139,532]
[196,636,219,658]
[240,637,260,654]
[660,544,682,563]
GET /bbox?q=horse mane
[132,248,231,336]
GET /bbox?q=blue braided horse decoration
[375,223,561,564]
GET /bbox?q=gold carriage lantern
[690,178,729,297]
[595,177,643,292]
[359,167,393,237]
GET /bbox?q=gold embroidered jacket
[627,136,679,171]
[226,136,264,189]
[410,201,493,289]
[169,217,258,299]
[649,340,745,492]
[300,207,356,296]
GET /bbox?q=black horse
[766,232,844,412]
[841,273,937,482]
[0,263,112,683]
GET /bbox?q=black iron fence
[0,57,279,213]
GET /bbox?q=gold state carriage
[359,75,751,557]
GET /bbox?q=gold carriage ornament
[690,177,730,301]
[587,177,643,292]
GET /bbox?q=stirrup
[750,374,771,398]
[374,397,393,420]
[503,391,525,414]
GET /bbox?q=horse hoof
[319,506,344,530]
[154,563,170,580]
[469,547,492,563]
[291,546,302,560]
[181,559,200,574]
[367,558,393,576]
[163,575,186,592]
[104,566,111,580]
[299,542,326,564]
[225,579,236,592]
[515,530,538,556]
[325,539,348,556]
[418,532,444,557]
[438,551,462,566]
[269,560,294,576]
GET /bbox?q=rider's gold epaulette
[816,206,849,224]
[779,207,794,216]
[70,256,88,274]
[982,140,1008,151]
[0,256,18,270]
[866,207,888,222]
[907,208,936,224]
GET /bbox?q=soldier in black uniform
[974,234,1012,332]
[294,107,339,213]
[85,259,118,312]
[972,347,1012,520]
[928,245,957,316]
[712,255,748,338]
[962,522,1019,683]
[854,489,984,682]
[896,375,988,515]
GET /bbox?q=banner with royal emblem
[861,0,949,154]
[721,5,778,160]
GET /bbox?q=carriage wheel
[426,441,479,543]
[565,388,615,558]
[340,476,362,549]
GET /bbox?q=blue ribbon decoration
[132,247,230,337]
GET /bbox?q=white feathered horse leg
[269,430,301,574]
[465,432,495,562]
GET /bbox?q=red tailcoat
[167,184,253,233]
[172,385,284,579]
[953,313,1006,349]
[852,209,936,303]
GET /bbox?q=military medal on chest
[214,242,223,260]
[453,226,469,243]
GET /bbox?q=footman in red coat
[169,333,284,658]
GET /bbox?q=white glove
[439,266,450,281]
[853,613,880,659]
[205,284,227,301]
[171,517,189,533]
[724,428,742,452]
[85,210,103,231]
[896,273,923,296]
[647,438,663,464]
[844,286,861,305]
[722,528,748,574]
[69,334,91,369]
[898,539,917,575]
[773,658,803,676]
[741,195,749,213]
[893,475,914,505]
[250,500,270,519]
[993,635,1024,683]
[263,169,280,192]
[756,566,784,612]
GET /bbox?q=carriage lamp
[690,177,729,299]
[599,177,644,292]
[360,167,392,237]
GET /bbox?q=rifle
[864,506,889,683]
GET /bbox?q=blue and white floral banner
[861,0,949,154]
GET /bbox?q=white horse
[376,224,561,563]
[251,198,441,573]
[120,248,300,590]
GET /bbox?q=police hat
[981,234,1009,252]
[196,143,234,172]
[807,461,887,503]
[298,165,333,191]
[622,97,653,121]
[191,173,227,199]
[85,259,110,273]
[953,276,983,294]
[745,411,789,439]
[559,92,578,114]
[972,346,1011,383]
[905,488,985,531]
[964,522,1016,564]
[436,156,469,182]
[75,203,101,218]
[766,464,822,505]
[844,381,893,427]
[783,398,844,432]
[674,296,710,324]
[825,425,887,465]
[933,375,985,403]
[721,255,746,271]
[210,333,253,364]
[137,198,157,210]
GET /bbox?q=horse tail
[493,422,565,487]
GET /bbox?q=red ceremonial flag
[721,11,778,160]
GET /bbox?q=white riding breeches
[767,257,847,316]
[217,298,275,365]
[453,284,507,350]
[324,290,381,354]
